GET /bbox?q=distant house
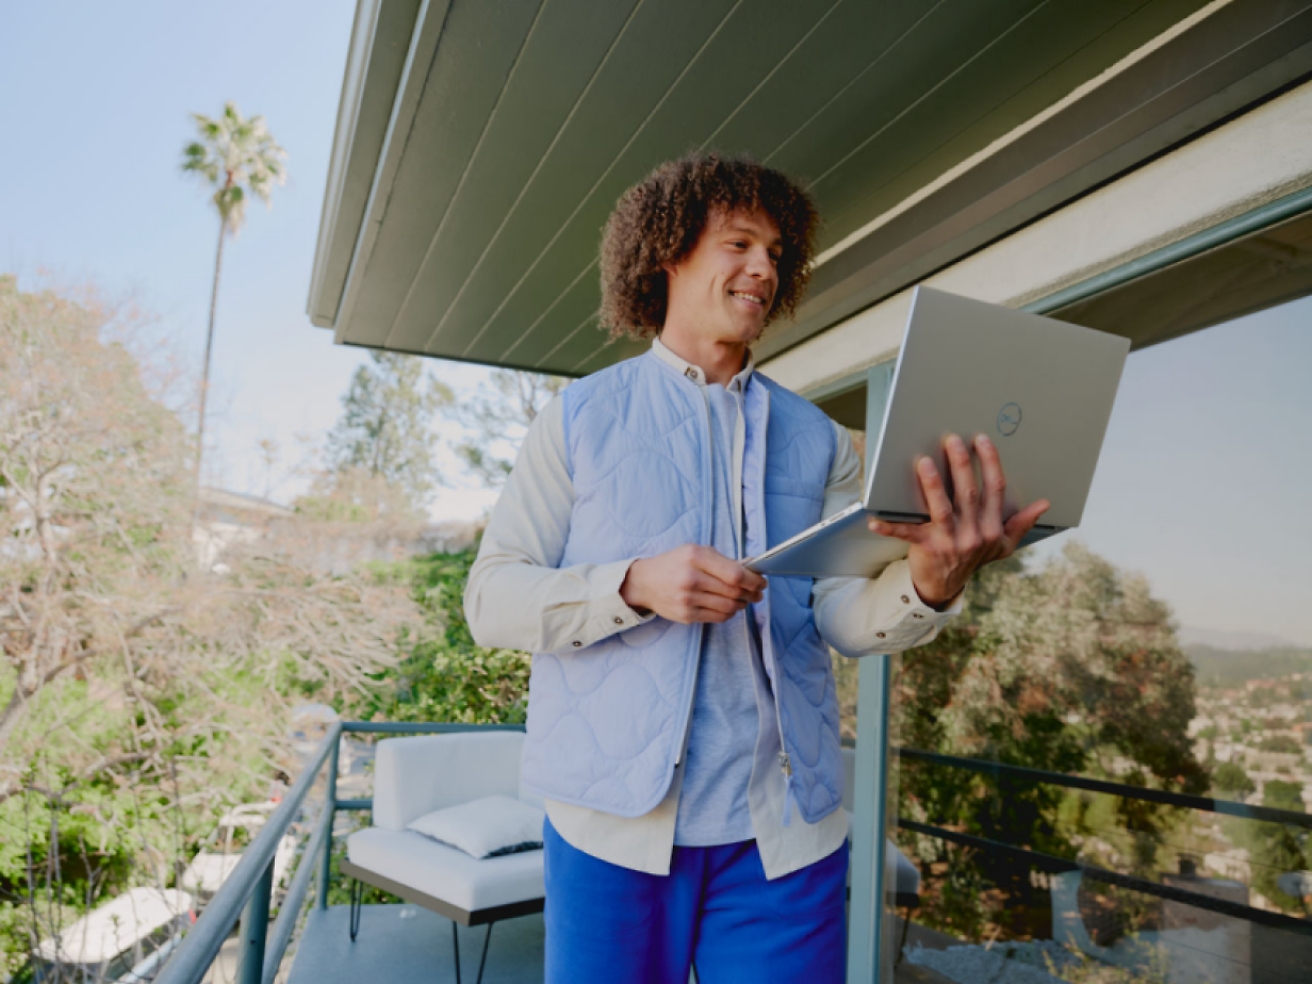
[193,486,480,575]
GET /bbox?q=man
[464,155,1047,983]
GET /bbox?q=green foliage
[1263,780,1305,814]
[892,542,1208,939]
[1258,734,1303,755]
[181,101,286,232]
[357,549,530,726]
[324,352,453,512]
[1221,781,1309,914]
[1212,761,1256,799]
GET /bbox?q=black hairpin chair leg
[451,920,495,984]
[348,878,363,941]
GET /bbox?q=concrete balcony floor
[285,905,955,984]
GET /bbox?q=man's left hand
[868,433,1049,609]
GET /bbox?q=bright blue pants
[543,817,849,984]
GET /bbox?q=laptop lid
[862,286,1129,529]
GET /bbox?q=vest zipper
[749,388,797,824]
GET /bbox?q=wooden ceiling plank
[343,0,545,348]
[765,0,1042,222]
[753,1,1312,364]
[702,0,927,164]
[419,0,740,364]
[382,0,642,354]
[518,268,607,372]
[568,329,647,376]
[471,0,840,368]
[810,0,1155,246]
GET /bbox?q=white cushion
[347,827,544,914]
[373,732,528,830]
[407,795,545,860]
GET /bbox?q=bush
[358,549,530,726]
[1257,734,1303,755]
[1213,761,1255,799]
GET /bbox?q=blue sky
[3,2,1310,646]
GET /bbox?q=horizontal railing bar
[336,798,372,811]
[900,818,1312,937]
[341,721,525,734]
[262,799,333,984]
[895,747,1312,829]
[156,723,342,984]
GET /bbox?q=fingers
[689,604,742,624]
[1003,498,1050,548]
[943,434,979,540]
[974,433,1007,543]
[916,454,955,529]
[691,546,766,600]
[689,570,758,604]
[868,517,929,544]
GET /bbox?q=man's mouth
[729,290,767,308]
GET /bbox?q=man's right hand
[620,545,766,624]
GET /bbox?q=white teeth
[731,291,765,305]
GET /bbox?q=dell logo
[996,402,1022,437]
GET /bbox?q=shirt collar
[650,337,754,393]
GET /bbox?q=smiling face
[662,206,783,348]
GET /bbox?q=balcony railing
[893,745,1312,937]
[151,727,1311,984]
[154,721,524,984]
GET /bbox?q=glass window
[871,298,1312,983]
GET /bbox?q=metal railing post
[316,731,341,910]
[238,860,274,984]
[848,362,897,984]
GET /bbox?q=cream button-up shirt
[464,340,960,879]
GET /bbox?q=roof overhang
[309,0,1312,377]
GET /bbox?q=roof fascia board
[308,0,424,326]
[755,0,1312,363]
[326,0,454,340]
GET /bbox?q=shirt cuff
[897,561,965,619]
[559,559,655,652]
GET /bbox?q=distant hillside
[1178,627,1294,651]
[1186,644,1312,686]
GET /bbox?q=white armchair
[342,730,544,984]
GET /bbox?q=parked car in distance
[179,802,297,901]
[10,887,194,983]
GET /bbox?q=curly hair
[598,154,818,339]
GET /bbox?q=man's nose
[746,246,775,281]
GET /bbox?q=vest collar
[650,337,754,393]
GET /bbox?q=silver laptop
[745,286,1130,577]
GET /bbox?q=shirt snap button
[572,641,582,648]
[613,616,624,625]
[912,613,924,619]
[901,594,910,604]
[876,631,886,639]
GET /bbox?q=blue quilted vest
[519,351,845,824]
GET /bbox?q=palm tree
[182,101,286,498]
